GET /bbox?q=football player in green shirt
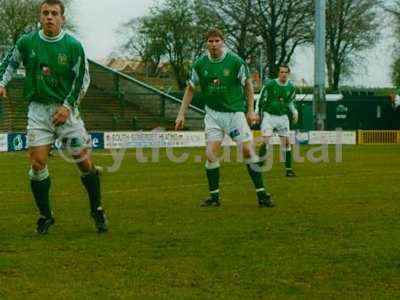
[0,0,108,234]
[175,29,273,208]
[390,90,400,110]
[256,64,298,177]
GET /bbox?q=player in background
[390,90,400,111]
[0,0,108,234]
[175,29,274,208]
[256,64,298,177]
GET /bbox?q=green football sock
[246,163,267,195]
[31,177,52,218]
[285,150,293,170]
[258,143,267,166]
[81,170,102,213]
[206,167,220,201]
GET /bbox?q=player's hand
[389,93,395,104]
[247,111,259,127]
[292,111,299,124]
[175,114,185,130]
[53,105,70,126]
[0,86,7,99]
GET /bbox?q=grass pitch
[0,145,399,299]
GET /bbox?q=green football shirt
[0,30,90,109]
[189,51,250,112]
[258,78,297,116]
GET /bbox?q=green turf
[0,145,399,299]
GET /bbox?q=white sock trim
[256,188,265,193]
[29,166,49,181]
[209,189,220,194]
[245,156,260,165]
[205,160,220,170]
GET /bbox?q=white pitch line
[0,182,229,195]
[0,169,399,196]
[103,182,224,194]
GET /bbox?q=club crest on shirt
[58,53,68,65]
[223,69,230,76]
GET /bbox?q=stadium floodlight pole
[314,0,327,130]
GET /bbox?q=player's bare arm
[288,88,298,124]
[244,79,258,125]
[0,85,6,98]
[175,85,194,130]
[292,111,299,124]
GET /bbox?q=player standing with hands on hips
[256,64,298,177]
[0,0,108,234]
[175,29,274,208]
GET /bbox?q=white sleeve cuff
[62,102,73,112]
[187,80,196,89]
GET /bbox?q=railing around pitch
[88,59,205,114]
[357,130,400,144]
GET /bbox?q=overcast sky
[70,0,393,88]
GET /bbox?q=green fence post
[112,115,118,131]
[160,95,165,118]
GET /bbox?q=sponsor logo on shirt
[223,69,230,76]
[42,65,50,76]
[229,128,240,139]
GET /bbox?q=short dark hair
[40,0,65,16]
[279,64,291,73]
[204,28,224,41]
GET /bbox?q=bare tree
[117,17,164,77]
[326,0,381,91]
[197,0,260,62]
[0,0,74,57]
[118,0,200,89]
[253,0,314,78]
[117,0,315,90]
[0,0,38,52]
[383,0,400,86]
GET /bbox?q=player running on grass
[0,0,108,234]
[256,64,298,177]
[175,28,274,208]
